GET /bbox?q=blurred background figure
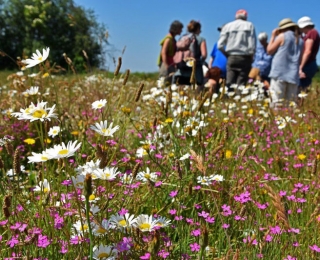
[158,20,183,83]
[267,18,303,108]
[172,20,207,89]
[205,25,227,93]
[218,9,256,89]
[297,16,320,92]
[249,32,273,88]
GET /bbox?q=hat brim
[279,22,297,30]
[298,22,314,28]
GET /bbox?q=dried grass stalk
[135,83,144,102]
[13,148,21,176]
[114,57,122,76]
[264,184,290,229]
[190,149,206,174]
[123,69,130,86]
[196,91,210,113]
[132,163,140,180]
[175,159,182,179]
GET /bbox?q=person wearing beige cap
[217,9,256,89]
[297,16,319,91]
[267,18,303,108]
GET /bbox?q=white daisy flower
[278,121,286,129]
[33,179,50,193]
[92,219,116,236]
[109,213,136,230]
[298,92,308,98]
[48,126,60,137]
[153,216,171,228]
[75,159,101,177]
[197,175,212,186]
[93,244,118,260]
[90,120,120,137]
[120,173,133,184]
[27,151,50,163]
[45,140,81,159]
[179,153,190,161]
[22,47,50,68]
[136,147,148,157]
[73,219,90,235]
[133,214,157,232]
[71,174,85,189]
[11,101,57,122]
[22,86,40,97]
[93,166,120,181]
[6,165,26,179]
[212,174,224,182]
[92,99,107,110]
[136,167,157,182]
[89,204,100,215]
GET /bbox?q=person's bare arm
[161,38,171,68]
[200,40,207,60]
[299,38,313,78]
[208,57,214,67]
[267,29,284,55]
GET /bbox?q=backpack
[173,34,200,71]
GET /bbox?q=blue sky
[74,0,320,73]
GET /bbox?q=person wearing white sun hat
[297,16,319,91]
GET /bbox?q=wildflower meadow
[1,48,320,260]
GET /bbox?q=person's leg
[237,56,252,86]
[226,56,237,87]
[286,82,298,104]
[269,78,286,108]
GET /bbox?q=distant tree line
[0,0,109,72]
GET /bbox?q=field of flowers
[0,48,320,260]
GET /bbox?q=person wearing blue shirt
[209,42,227,78]
[251,32,273,82]
[205,26,227,92]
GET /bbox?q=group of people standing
[158,10,320,107]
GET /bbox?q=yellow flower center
[41,156,48,161]
[98,253,109,258]
[76,182,84,188]
[80,224,88,231]
[102,128,110,135]
[89,194,95,201]
[58,149,69,155]
[32,109,47,118]
[97,104,103,108]
[104,173,111,178]
[139,223,150,230]
[38,57,43,61]
[43,187,49,193]
[97,227,107,234]
[144,173,150,179]
[142,144,150,151]
[118,219,126,227]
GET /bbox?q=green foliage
[0,0,109,72]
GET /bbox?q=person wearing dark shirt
[297,16,320,91]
